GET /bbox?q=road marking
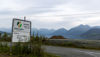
[77,50,100,57]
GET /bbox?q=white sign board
[12,19,31,42]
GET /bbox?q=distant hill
[30,25,92,39]
[0,31,4,34]
[30,28,55,36]
[0,28,11,33]
[0,31,11,35]
[50,28,68,36]
[81,28,100,40]
[50,36,66,39]
[63,24,91,39]
[68,24,91,35]
[37,29,55,36]
[93,26,100,28]
[1,24,100,40]
[0,28,55,36]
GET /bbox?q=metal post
[10,19,14,55]
[24,16,26,20]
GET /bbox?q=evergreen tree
[0,33,1,38]
[35,33,39,41]
[31,32,35,42]
[2,32,8,40]
[33,32,35,39]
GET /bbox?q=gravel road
[44,46,100,57]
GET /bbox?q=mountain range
[81,28,100,40]
[50,28,68,36]
[0,31,4,34]
[1,24,100,40]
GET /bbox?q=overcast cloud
[0,0,100,30]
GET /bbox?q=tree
[31,32,35,42]
[32,32,35,39]
[0,33,1,38]
[35,33,39,40]
[2,32,8,40]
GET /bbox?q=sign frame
[12,18,31,42]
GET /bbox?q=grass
[0,53,59,57]
[44,39,100,50]
[0,35,60,57]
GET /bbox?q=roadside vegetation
[0,32,59,57]
[44,39,100,50]
[0,32,11,42]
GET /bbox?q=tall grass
[0,34,59,57]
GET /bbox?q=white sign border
[12,18,31,42]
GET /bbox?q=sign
[12,19,31,42]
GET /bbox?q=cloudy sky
[0,0,100,30]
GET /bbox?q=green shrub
[0,32,59,57]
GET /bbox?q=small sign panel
[12,19,31,42]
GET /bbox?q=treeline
[0,32,48,42]
[0,32,11,42]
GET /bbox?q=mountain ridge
[1,24,100,40]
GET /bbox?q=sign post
[10,18,31,54]
[12,18,31,42]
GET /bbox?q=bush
[0,33,59,57]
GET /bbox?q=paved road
[44,46,100,57]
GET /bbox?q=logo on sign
[17,21,22,28]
